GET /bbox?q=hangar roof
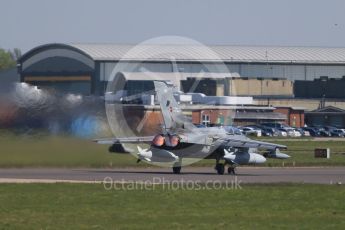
[71,43,345,64]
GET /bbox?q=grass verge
[0,183,344,229]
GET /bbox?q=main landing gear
[227,166,236,175]
[172,159,182,174]
[215,161,236,175]
[172,166,181,174]
[215,163,225,175]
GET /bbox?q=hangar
[18,43,345,97]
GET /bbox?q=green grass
[259,139,345,167]
[1,132,345,167]
[0,183,344,229]
[0,133,137,168]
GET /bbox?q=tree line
[0,48,21,71]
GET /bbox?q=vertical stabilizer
[154,81,190,130]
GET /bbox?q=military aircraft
[95,81,290,174]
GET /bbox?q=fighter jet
[95,81,290,174]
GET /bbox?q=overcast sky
[1,0,345,52]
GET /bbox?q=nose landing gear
[172,166,181,174]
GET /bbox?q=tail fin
[154,81,190,131]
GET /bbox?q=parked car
[259,127,275,136]
[331,129,345,137]
[223,126,243,135]
[334,126,345,133]
[261,123,294,136]
[240,126,262,137]
[276,129,288,137]
[320,129,332,137]
[265,127,281,136]
[302,127,320,137]
[245,125,273,136]
[294,128,310,136]
[312,126,331,137]
[290,128,302,137]
[325,127,345,137]
[278,128,294,137]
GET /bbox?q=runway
[0,167,344,184]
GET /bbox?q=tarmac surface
[0,167,344,184]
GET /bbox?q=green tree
[0,48,17,71]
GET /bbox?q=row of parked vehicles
[224,123,345,137]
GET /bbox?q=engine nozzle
[152,134,165,147]
[167,135,180,147]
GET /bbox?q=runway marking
[0,178,102,184]
[0,178,172,185]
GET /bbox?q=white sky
[1,0,345,52]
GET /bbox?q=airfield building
[18,43,345,97]
[16,43,345,127]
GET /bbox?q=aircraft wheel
[172,166,181,174]
[215,163,225,175]
[228,167,236,175]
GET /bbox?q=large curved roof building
[19,43,345,95]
